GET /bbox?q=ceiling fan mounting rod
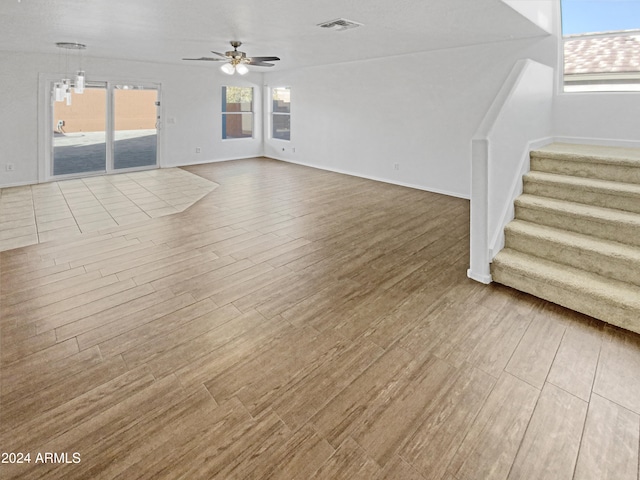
[226,41,246,60]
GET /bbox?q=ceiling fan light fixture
[185,41,280,72]
[221,63,235,75]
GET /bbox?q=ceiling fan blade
[248,56,280,63]
[184,44,279,66]
[182,57,228,62]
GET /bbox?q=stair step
[532,143,640,165]
[524,171,640,214]
[505,220,640,287]
[531,143,640,184]
[491,248,640,335]
[515,194,640,247]
[493,143,640,335]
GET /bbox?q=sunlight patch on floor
[0,168,217,252]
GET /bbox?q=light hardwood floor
[1,157,639,480]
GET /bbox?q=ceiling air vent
[317,18,363,31]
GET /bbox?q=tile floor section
[0,168,217,252]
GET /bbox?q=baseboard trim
[467,268,493,284]
[0,179,37,189]
[553,136,640,149]
[265,155,470,200]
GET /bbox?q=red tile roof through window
[564,30,640,74]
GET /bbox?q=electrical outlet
[6,163,15,172]
[195,147,201,154]
[394,163,400,171]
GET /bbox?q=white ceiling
[1,0,548,71]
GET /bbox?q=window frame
[221,85,254,140]
[560,1,640,94]
[271,86,291,142]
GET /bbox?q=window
[222,86,253,139]
[272,87,290,141]
[561,0,640,92]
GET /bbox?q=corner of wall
[501,0,555,34]
[469,59,555,283]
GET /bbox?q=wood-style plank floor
[1,157,639,480]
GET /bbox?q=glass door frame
[39,73,162,183]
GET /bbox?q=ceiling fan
[183,41,280,75]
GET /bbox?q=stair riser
[531,157,640,185]
[523,180,640,214]
[515,204,640,247]
[491,265,640,335]
[505,230,640,287]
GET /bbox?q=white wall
[554,92,640,146]
[501,0,554,34]
[263,36,556,199]
[468,60,554,283]
[0,53,40,187]
[4,30,637,195]
[0,51,263,187]
[485,61,554,255]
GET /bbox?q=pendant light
[55,42,87,102]
[75,70,85,94]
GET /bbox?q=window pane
[272,87,290,113]
[222,86,253,139]
[53,85,107,176]
[561,0,640,35]
[561,0,640,92]
[223,86,253,112]
[272,114,290,141]
[114,87,158,170]
[223,113,253,139]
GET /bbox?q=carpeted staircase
[491,143,640,335]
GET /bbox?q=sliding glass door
[50,82,159,179]
[53,83,107,176]
[114,86,158,170]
